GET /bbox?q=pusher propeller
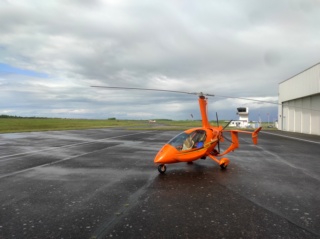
[215,112,221,153]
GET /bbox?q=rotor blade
[91,86,215,97]
[91,85,276,104]
[91,85,320,113]
[214,94,278,105]
[215,94,320,112]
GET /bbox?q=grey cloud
[1,0,319,119]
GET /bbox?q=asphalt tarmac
[0,129,319,239]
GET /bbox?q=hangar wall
[278,63,320,135]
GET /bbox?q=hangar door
[282,94,320,135]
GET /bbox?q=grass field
[0,118,276,133]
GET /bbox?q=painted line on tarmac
[0,131,151,161]
[261,131,320,144]
[0,145,119,179]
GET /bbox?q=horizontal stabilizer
[217,127,262,157]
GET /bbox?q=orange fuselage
[154,127,221,164]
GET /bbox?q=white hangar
[278,63,320,135]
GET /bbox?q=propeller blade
[223,120,233,130]
[216,112,220,153]
[216,112,219,127]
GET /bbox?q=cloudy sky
[1,0,319,121]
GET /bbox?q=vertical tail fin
[252,127,262,145]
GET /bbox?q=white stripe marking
[0,131,152,179]
[261,131,320,144]
[0,146,114,179]
[0,131,150,161]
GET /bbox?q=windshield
[168,132,189,147]
[168,130,206,151]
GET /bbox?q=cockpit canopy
[168,130,206,151]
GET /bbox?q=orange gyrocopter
[92,86,262,174]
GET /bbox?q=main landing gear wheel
[219,158,230,170]
[158,164,167,174]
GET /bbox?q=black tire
[220,163,227,170]
[158,164,166,174]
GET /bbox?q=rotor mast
[198,93,210,128]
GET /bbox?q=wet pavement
[0,129,319,239]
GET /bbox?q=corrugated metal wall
[280,93,320,135]
[278,63,320,135]
[279,63,320,102]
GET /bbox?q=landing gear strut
[158,164,167,174]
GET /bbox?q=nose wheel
[158,164,167,174]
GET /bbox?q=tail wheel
[158,164,166,174]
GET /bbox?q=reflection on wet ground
[0,129,319,238]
